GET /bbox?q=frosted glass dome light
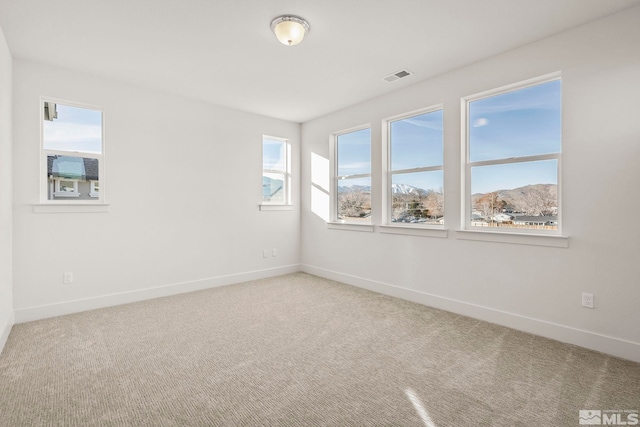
[270,15,310,46]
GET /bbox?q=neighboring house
[512,215,558,226]
[47,155,99,200]
[491,213,514,223]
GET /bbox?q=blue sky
[336,112,445,192]
[263,137,286,171]
[50,82,559,196]
[390,110,443,171]
[471,160,557,194]
[336,80,561,194]
[469,80,561,193]
[389,110,443,192]
[43,104,102,154]
[337,128,371,177]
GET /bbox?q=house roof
[513,215,558,222]
[47,156,99,181]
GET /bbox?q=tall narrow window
[387,108,444,226]
[262,136,290,205]
[463,75,562,232]
[334,127,371,222]
[42,100,104,203]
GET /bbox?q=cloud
[339,162,371,175]
[473,118,488,127]
[470,82,562,115]
[43,122,102,153]
[43,122,101,143]
[403,117,443,131]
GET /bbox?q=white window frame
[260,135,291,209]
[382,105,445,231]
[461,72,563,237]
[89,180,99,198]
[53,178,80,197]
[40,97,106,205]
[330,124,373,227]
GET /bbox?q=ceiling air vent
[383,69,413,83]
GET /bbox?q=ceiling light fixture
[270,15,310,46]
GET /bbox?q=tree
[474,192,505,219]
[515,188,556,216]
[338,189,371,219]
[423,190,444,219]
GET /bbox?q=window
[42,99,104,203]
[386,108,444,226]
[53,176,79,197]
[463,75,561,233]
[262,136,290,205]
[90,181,99,198]
[334,127,371,222]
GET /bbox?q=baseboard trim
[301,264,640,363]
[14,264,301,324]
[0,310,15,355]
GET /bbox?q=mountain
[497,184,557,204]
[337,183,437,195]
[391,183,422,195]
[472,183,557,215]
[337,184,371,193]
[472,184,556,204]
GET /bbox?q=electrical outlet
[582,292,594,309]
[272,249,277,257]
[263,250,269,258]
[63,272,74,284]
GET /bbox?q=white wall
[300,7,640,362]
[12,60,300,321]
[0,25,13,352]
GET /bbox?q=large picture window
[334,127,371,222]
[42,100,104,203]
[386,108,444,226]
[463,75,561,232]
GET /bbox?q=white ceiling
[1,0,639,123]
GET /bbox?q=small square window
[53,178,79,197]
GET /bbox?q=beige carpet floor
[1,272,639,426]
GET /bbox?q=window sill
[455,229,569,248]
[259,204,293,211]
[327,222,374,232]
[33,203,110,214]
[378,225,448,238]
[53,192,80,198]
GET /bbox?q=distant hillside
[337,184,370,194]
[338,183,439,195]
[473,184,556,205]
[472,183,557,216]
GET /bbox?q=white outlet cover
[582,293,594,308]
